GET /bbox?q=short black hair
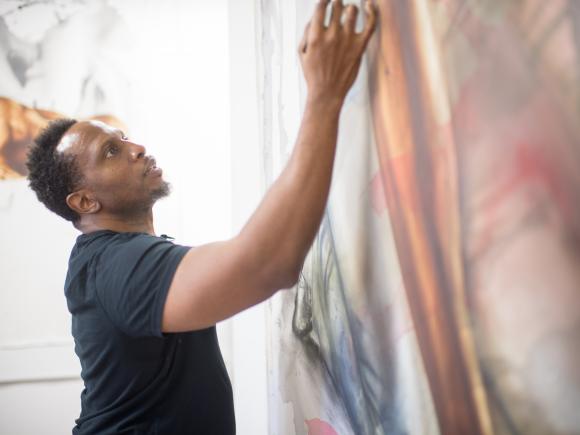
[26,118,81,222]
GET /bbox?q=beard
[151,180,171,203]
[126,181,171,215]
[93,180,172,219]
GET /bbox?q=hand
[299,0,377,106]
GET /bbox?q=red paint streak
[484,142,568,218]
[305,418,339,435]
[472,140,571,259]
[447,20,578,259]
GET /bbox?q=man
[26,1,376,433]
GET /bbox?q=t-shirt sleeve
[94,235,190,338]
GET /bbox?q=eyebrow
[95,129,127,157]
[100,130,125,147]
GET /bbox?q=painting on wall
[0,98,124,181]
[0,1,129,182]
[0,0,231,363]
[260,1,580,434]
[0,0,138,357]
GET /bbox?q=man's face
[61,120,169,217]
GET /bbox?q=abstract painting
[0,0,142,365]
[260,1,580,434]
[0,1,129,182]
[0,97,123,181]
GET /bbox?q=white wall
[225,1,269,434]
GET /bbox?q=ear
[66,190,101,216]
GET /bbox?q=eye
[121,135,129,141]
[105,144,118,158]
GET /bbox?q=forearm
[162,1,377,331]
[235,0,376,294]
[237,96,342,289]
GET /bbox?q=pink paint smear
[305,418,339,435]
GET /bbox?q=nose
[128,142,146,161]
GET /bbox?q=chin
[151,181,171,202]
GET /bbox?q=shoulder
[69,231,188,271]
[94,232,190,276]
[76,230,184,252]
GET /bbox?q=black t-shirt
[65,230,235,434]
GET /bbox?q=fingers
[329,0,344,29]
[343,4,359,33]
[311,0,330,34]
[306,0,376,50]
[299,21,311,53]
[360,0,377,45]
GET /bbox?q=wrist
[305,92,344,114]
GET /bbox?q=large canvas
[261,1,580,435]
[260,2,437,434]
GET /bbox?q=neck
[75,210,156,236]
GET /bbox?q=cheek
[84,162,147,198]
[109,175,149,200]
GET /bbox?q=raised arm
[162,0,376,332]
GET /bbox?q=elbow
[276,251,308,289]
[279,266,301,289]
[276,258,304,290]
[263,261,302,292]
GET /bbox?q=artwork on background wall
[0,1,130,183]
[0,0,140,353]
[0,97,124,181]
[0,0,134,178]
[260,1,580,434]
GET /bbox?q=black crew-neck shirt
[65,230,235,434]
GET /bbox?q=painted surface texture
[0,1,129,181]
[261,1,580,434]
